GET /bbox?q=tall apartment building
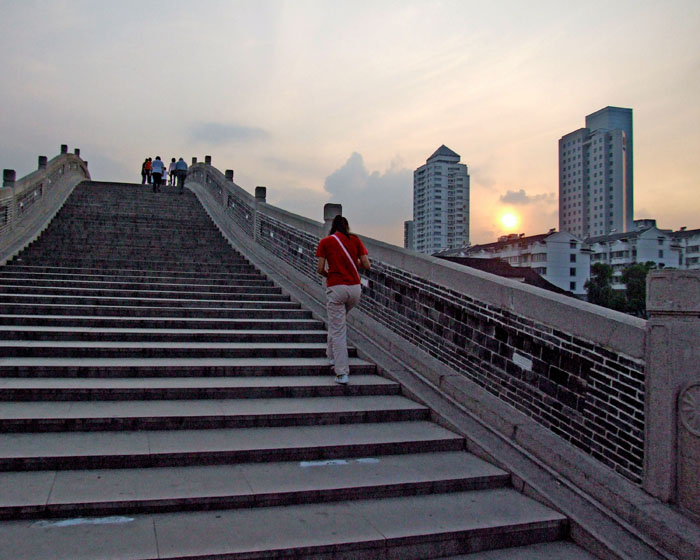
[413,145,470,254]
[559,107,633,239]
[403,220,414,250]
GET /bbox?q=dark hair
[329,215,353,237]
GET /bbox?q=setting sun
[500,212,519,230]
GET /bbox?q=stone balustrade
[0,147,90,264]
[186,162,699,524]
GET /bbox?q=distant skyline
[1,0,699,246]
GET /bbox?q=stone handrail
[186,161,648,480]
[0,145,90,265]
[174,159,700,558]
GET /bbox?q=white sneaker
[334,373,349,385]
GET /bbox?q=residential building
[412,145,470,254]
[437,230,590,296]
[404,220,414,251]
[559,106,633,239]
[587,220,680,289]
[673,227,700,270]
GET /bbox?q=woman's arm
[358,255,370,270]
[317,256,328,277]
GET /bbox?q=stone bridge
[0,147,698,559]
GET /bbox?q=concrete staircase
[0,182,596,559]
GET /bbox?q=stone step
[0,294,298,309]
[0,277,276,291]
[443,541,599,559]
[0,489,567,559]
[0,341,343,359]
[0,270,267,285]
[0,356,376,378]
[0,303,312,319]
[0,395,428,432]
[0,374,399,401]
[0,451,509,520]
[0,326,328,343]
[0,314,325,331]
[0,420,465,470]
[8,260,259,273]
[0,284,285,299]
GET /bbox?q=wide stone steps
[0,374,400,400]
[0,395,429,432]
[0,341,346,359]
[0,356,379,378]
[0,182,589,558]
[0,267,264,283]
[0,278,277,292]
[0,421,465,471]
[0,326,328,343]
[0,489,567,560]
[0,292,293,307]
[0,314,325,330]
[0,451,509,520]
[0,303,311,319]
[0,284,285,298]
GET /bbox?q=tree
[585,263,615,307]
[622,261,656,317]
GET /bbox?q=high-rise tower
[559,107,633,238]
[412,145,470,254]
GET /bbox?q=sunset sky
[1,0,699,246]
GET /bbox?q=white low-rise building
[587,220,680,289]
[440,230,591,296]
[673,227,700,270]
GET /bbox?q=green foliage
[585,263,615,308]
[622,261,656,317]
[585,261,656,316]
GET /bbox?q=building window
[659,250,664,258]
[570,254,576,263]
[570,267,576,276]
[570,282,576,291]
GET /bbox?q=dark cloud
[323,153,413,240]
[188,123,269,145]
[500,189,556,205]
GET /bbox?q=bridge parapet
[0,147,90,264]
[186,163,698,555]
[186,163,648,481]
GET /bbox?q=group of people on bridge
[140,157,188,193]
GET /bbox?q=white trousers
[326,284,362,377]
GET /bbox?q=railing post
[205,155,212,165]
[38,156,47,170]
[252,186,267,243]
[2,169,16,189]
[60,144,68,154]
[323,203,342,237]
[644,270,700,515]
[74,148,80,157]
[225,170,234,182]
[192,157,197,165]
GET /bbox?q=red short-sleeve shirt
[316,233,368,287]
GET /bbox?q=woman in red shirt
[316,215,370,384]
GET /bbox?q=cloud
[323,153,412,244]
[188,122,269,145]
[500,189,556,205]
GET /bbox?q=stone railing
[0,145,90,264]
[186,161,699,556]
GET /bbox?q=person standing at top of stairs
[174,157,188,194]
[151,156,165,192]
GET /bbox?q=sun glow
[500,212,519,230]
